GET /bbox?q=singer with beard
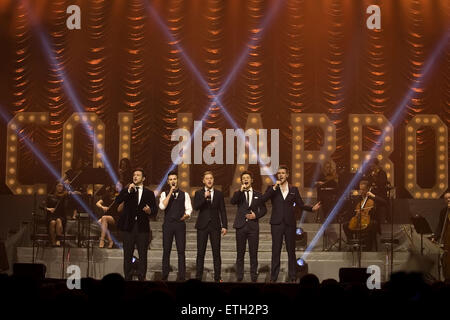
[159,171,192,281]
[231,171,267,282]
[260,165,321,282]
[114,168,157,281]
[193,171,228,282]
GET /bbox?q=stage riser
[17,247,411,282]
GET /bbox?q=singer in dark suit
[193,171,228,282]
[114,168,158,281]
[230,171,267,282]
[260,165,320,282]
[159,171,192,281]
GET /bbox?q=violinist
[63,157,88,219]
[343,180,387,251]
[44,182,68,247]
[315,160,338,222]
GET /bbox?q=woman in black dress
[44,182,67,247]
[96,185,118,248]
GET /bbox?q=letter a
[366,5,381,30]
[66,5,81,30]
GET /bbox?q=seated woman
[45,182,68,247]
[96,185,119,248]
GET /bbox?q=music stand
[70,167,112,276]
[410,215,433,255]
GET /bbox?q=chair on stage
[30,206,76,278]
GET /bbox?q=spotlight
[296,227,307,250]
[131,255,140,278]
[295,257,309,280]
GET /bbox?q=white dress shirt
[137,186,143,204]
[159,191,193,216]
[281,183,289,200]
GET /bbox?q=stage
[14,206,442,282]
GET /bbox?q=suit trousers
[235,223,259,281]
[122,222,150,281]
[162,221,186,280]
[196,222,222,281]
[271,223,296,282]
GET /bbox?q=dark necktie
[245,190,250,206]
[206,189,211,204]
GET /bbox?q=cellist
[343,180,387,251]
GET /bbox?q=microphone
[129,184,137,193]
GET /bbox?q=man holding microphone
[231,171,267,282]
[260,165,321,282]
[193,171,228,282]
[114,168,157,281]
[159,171,192,281]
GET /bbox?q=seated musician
[343,180,387,251]
[96,185,119,248]
[315,160,338,222]
[44,182,68,247]
[63,157,88,219]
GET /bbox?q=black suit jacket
[114,186,158,233]
[193,188,228,230]
[231,190,267,229]
[260,185,312,227]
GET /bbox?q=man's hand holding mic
[169,184,176,196]
[273,180,281,191]
[128,183,136,193]
[240,181,249,192]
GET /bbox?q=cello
[348,187,374,231]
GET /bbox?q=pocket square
[254,196,259,199]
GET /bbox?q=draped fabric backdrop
[0,0,448,197]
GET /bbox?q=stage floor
[18,220,433,282]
